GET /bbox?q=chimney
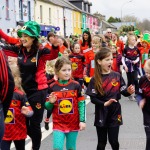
[84,0,88,12]
[88,2,92,13]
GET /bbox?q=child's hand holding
[49,92,57,103]
[79,122,86,131]
[127,84,135,94]
[21,106,33,117]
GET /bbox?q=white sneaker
[128,95,135,101]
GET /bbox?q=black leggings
[145,126,150,150]
[96,126,120,150]
[26,89,48,150]
[126,71,139,94]
[1,139,25,150]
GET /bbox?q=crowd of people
[0,20,150,150]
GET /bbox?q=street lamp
[121,0,133,23]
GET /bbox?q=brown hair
[94,47,112,95]
[55,56,72,75]
[47,32,55,41]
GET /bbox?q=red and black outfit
[136,76,150,150]
[0,49,14,144]
[112,53,122,73]
[69,53,85,86]
[1,88,32,150]
[122,46,140,94]
[2,44,59,150]
[86,71,131,150]
[49,79,85,132]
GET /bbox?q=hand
[104,99,117,107]
[132,60,136,64]
[21,106,30,115]
[49,92,57,103]
[139,99,146,109]
[124,66,128,72]
[79,122,86,131]
[127,84,135,94]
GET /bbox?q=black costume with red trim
[86,71,130,127]
[2,45,59,93]
[137,76,150,126]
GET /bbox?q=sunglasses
[108,32,111,33]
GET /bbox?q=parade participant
[86,48,134,150]
[44,59,57,130]
[44,31,56,49]
[45,56,86,150]
[79,29,92,56]
[1,21,59,150]
[0,50,14,144]
[122,34,140,101]
[136,59,150,150]
[1,65,33,150]
[58,36,68,54]
[139,40,149,75]
[111,33,124,55]
[84,36,101,78]
[69,42,85,86]
[110,44,122,73]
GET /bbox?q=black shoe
[45,122,49,130]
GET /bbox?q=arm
[2,44,19,57]
[0,29,19,44]
[120,75,134,97]
[90,96,105,106]
[0,50,14,118]
[78,100,86,122]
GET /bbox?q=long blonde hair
[9,65,24,92]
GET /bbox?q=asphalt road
[11,72,146,150]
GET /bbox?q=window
[6,0,9,19]
[49,8,51,24]
[74,13,76,28]
[40,5,42,23]
[19,0,23,20]
[57,9,59,24]
[28,1,31,21]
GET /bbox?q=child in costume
[110,44,122,73]
[86,48,134,150]
[122,34,140,101]
[84,36,102,79]
[45,56,86,150]
[44,59,57,130]
[69,42,85,86]
[136,59,150,150]
[1,65,33,150]
[138,34,150,75]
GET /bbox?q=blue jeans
[0,103,4,145]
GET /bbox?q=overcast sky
[90,0,150,21]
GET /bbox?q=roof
[40,0,95,16]
[102,20,117,29]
